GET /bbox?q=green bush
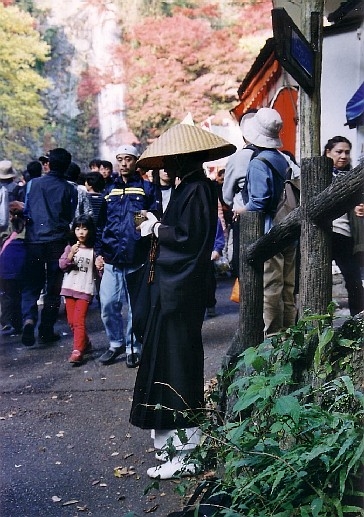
[193,312,364,516]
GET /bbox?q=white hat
[0,160,16,179]
[242,107,283,149]
[115,145,139,159]
[239,110,257,135]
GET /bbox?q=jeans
[99,263,142,354]
[64,297,90,352]
[21,240,66,335]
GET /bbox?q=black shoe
[22,322,35,346]
[126,352,141,368]
[38,332,61,345]
[99,346,126,365]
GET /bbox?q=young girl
[59,214,97,365]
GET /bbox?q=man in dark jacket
[95,145,158,367]
[21,148,78,346]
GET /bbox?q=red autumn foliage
[114,1,272,143]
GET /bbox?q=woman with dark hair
[323,136,364,316]
[59,214,97,365]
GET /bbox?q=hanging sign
[272,8,315,95]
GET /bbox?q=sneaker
[68,350,83,365]
[126,352,141,368]
[98,346,126,365]
[147,452,200,479]
[38,332,61,345]
[22,321,35,346]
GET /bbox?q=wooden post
[239,211,265,349]
[300,4,323,159]
[299,156,332,316]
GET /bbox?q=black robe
[130,169,217,430]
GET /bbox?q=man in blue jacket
[21,148,78,346]
[95,145,158,367]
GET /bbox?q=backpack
[241,150,300,225]
[256,156,300,224]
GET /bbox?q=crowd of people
[0,110,363,480]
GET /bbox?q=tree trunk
[299,156,332,316]
[225,211,265,362]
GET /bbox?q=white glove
[140,212,159,237]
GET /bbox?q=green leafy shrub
[193,312,364,516]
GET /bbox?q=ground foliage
[173,310,364,516]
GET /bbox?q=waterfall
[35,0,134,161]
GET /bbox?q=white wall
[321,21,364,165]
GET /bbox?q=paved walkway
[0,276,238,517]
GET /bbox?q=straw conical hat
[136,124,236,169]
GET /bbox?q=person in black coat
[129,123,236,479]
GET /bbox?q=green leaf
[274,395,301,423]
[311,497,323,517]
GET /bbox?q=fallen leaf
[62,500,79,506]
[114,466,128,477]
[111,452,119,457]
[55,461,61,465]
[147,448,155,453]
[15,465,22,468]
[125,433,131,438]
[144,504,159,513]
[99,483,107,487]
[124,453,133,459]
[109,435,115,439]
[77,505,88,511]
[92,480,100,486]
[51,496,62,503]
[45,362,53,365]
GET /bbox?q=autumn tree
[0,2,49,164]
[115,1,272,145]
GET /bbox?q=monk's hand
[140,212,160,237]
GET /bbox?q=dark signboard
[272,8,315,95]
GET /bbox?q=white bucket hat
[136,124,236,169]
[242,107,283,149]
[115,145,139,159]
[239,110,257,135]
[0,160,16,179]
